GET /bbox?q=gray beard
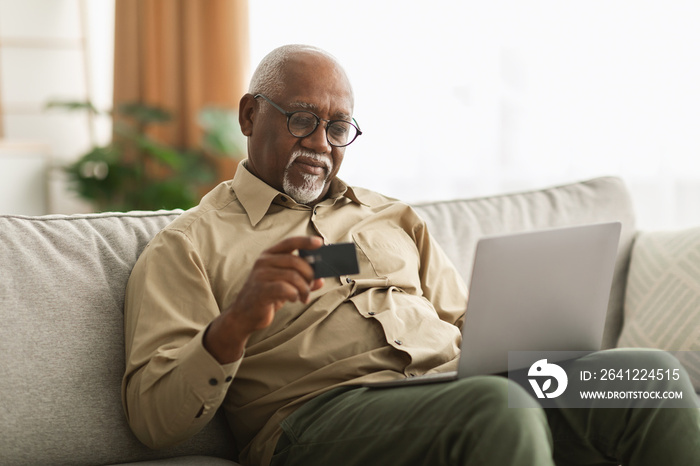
[282,151,331,204]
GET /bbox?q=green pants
[270,350,700,466]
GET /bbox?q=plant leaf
[117,102,172,124]
[45,100,100,114]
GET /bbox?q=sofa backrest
[412,176,636,349]
[0,211,237,466]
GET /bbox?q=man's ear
[239,93,256,137]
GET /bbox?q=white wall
[0,0,114,214]
[249,0,700,230]
[0,141,49,215]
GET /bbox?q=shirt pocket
[352,228,421,291]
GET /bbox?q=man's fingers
[255,236,323,284]
[253,266,315,300]
[310,278,325,292]
[247,252,325,305]
[257,279,308,306]
[255,251,316,283]
[231,236,326,330]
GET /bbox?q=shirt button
[368,311,376,316]
[394,339,403,346]
[209,378,218,386]
[225,376,233,383]
[345,277,353,284]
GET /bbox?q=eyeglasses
[254,94,362,147]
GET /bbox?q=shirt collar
[231,160,367,227]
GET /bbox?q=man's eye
[329,124,349,136]
[291,114,316,128]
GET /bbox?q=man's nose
[301,123,332,154]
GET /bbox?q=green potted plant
[47,101,244,212]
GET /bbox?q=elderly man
[122,45,700,466]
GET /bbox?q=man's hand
[204,236,325,364]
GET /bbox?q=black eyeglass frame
[254,93,362,147]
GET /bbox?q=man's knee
[445,377,553,464]
[453,376,548,432]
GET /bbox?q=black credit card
[299,242,360,278]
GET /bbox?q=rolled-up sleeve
[121,229,240,449]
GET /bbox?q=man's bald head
[248,44,353,103]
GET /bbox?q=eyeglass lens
[288,112,358,147]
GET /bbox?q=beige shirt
[122,162,468,466]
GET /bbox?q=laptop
[364,221,622,388]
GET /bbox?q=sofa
[1,176,698,465]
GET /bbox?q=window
[250,1,700,229]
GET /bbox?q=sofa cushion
[0,211,237,466]
[618,226,700,390]
[412,176,637,349]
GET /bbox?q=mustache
[287,150,333,173]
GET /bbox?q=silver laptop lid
[458,222,621,377]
